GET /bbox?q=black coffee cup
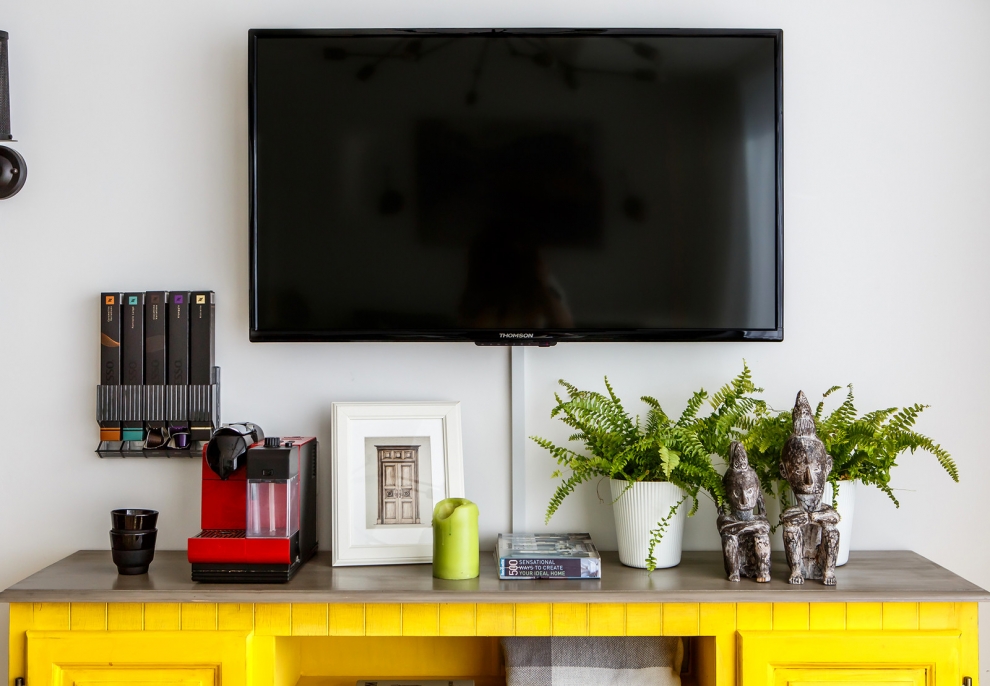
[111,508,158,530]
[111,547,156,575]
[110,529,157,551]
[110,509,159,575]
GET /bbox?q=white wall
[1,0,989,678]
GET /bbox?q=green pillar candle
[432,498,479,580]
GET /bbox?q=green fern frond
[888,403,928,432]
[645,496,687,572]
[746,383,957,509]
[534,364,772,553]
[908,434,958,482]
[545,472,588,523]
[679,389,709,423]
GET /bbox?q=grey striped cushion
[501,636,683,686]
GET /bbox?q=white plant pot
[763,488,786,552]
[610,479,687,569]
[767,480,857,567]
[827,480,857,567]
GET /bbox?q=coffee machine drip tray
[195,529,248,538]
[190,558,303,584]
[189,527,301,558]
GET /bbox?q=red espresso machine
[188,425,318,582]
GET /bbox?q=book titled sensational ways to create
[495,533,602,579]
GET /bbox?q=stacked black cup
[110,509,159,575]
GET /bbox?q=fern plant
[532,363,764,569]
[744,385,958,508]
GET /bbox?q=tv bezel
[248,28,784,344]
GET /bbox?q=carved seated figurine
[717,442,771,583]
[780,391,840,586]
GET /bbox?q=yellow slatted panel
[663,603,700,636]
[919,602,957,630]
[107,603,143,630]
[402,604,440,636]
[144,603,180,630]
[809,602,846,630]
[180,603,217,630]
[699,603,735,635]
[626,603,662,636]
[32,603,70,630]
[882,602,919,630]
[736,603,772,630]
[515,603,552,635]
[9,603,33,686]
[957,602,980,686]
[846,602,883,630]
[70,603,106,630]
[10,602,32,628]
[700,603,736,686]
[773,603,809,630]
[255,603,292,635]
[328,603,366,636]
[476,603,514,636]
[439,603,477,636]
[217,603,254,631]
[366,604,402,636]
[291,604,329,636]
[696,635,722,686]
[708,603,736,686]
[589,604,626,636]
[552,603,589,636]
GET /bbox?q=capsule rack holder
[96,366,220,458]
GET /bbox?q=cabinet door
[739,631,962,686]
[26,630,249,686]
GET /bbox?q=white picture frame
[331,401,464,566]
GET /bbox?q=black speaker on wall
[0,30,27,200]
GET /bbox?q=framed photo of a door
[330,401,464,566]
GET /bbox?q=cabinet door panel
[777,667,928,686]
[53,666,217,686]
[26,630,249,686]
[739,630,961,686]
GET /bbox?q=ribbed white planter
[766,480,858,567]
[610,479,687,569]
[764,490,785,551]
[827,480,857,567]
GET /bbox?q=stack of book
[495,533,602,580]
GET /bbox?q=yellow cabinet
[26,630,250,686]
[738,630,963,686]
[8,602,980,686]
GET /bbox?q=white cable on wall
[511,346,526,532]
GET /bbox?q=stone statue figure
[780,390,840,585]
[717,441,771,583]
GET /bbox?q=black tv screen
[249,29,783,343]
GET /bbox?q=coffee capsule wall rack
[96,367,220,458]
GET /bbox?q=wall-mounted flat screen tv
[249,29,783,343]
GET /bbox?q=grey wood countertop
[1,550,986,603]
